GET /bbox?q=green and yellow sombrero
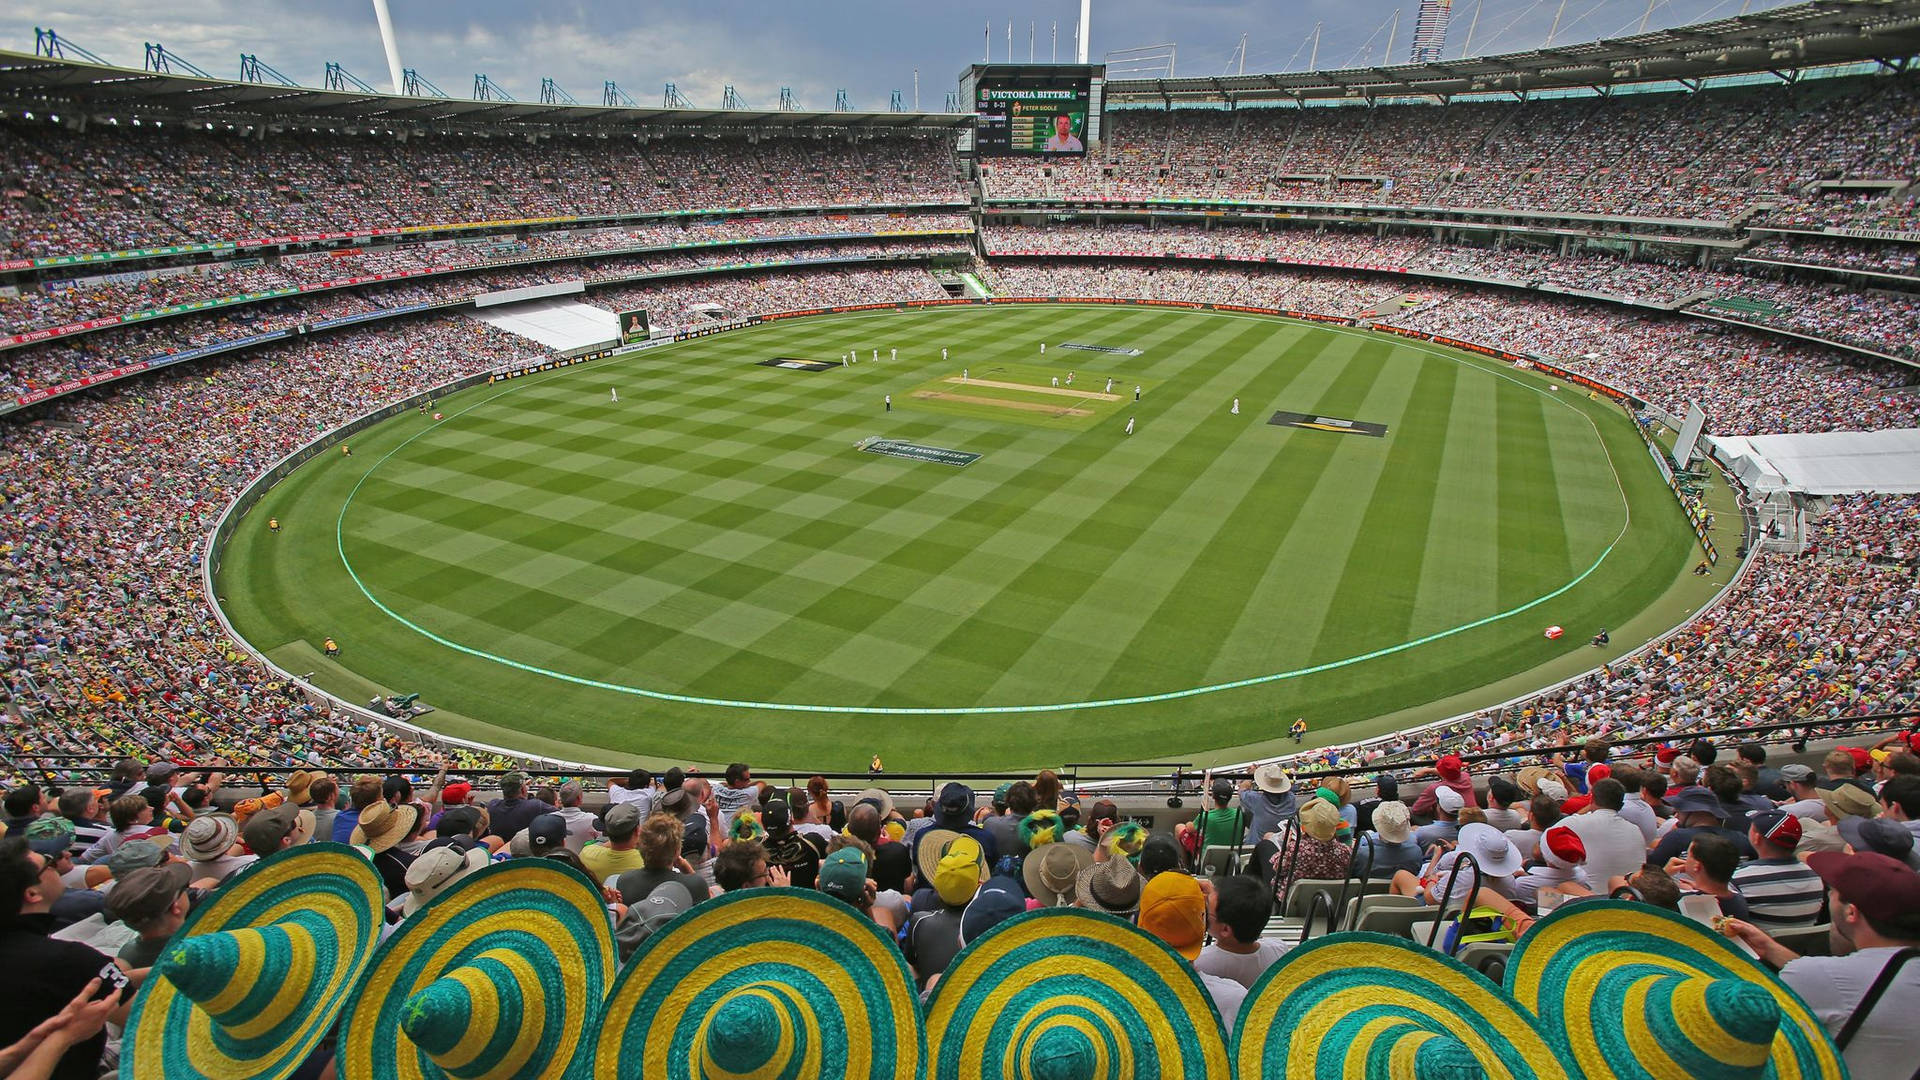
[924,907,1231,1080]
[591,887,925,1080]
[1507,900,1848,1080]
[335,859,617,1080]
[1233,931,1573,1080]
[119,842,385,1080]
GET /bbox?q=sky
[6,0,1790,112]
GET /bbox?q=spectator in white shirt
[1564,779,1649,885]
[1197,874,1290,989]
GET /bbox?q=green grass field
[216,304,1709,770]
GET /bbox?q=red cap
[1844,747,1873,773]
[1751,809,1802,849]
[1655,746,1681,765]
[1586,764,1612,784]
[1906,733,1920,755]
[1543,825,1587,866]
[1561,794,1593,814]
[441,782,471,805]
[1436,755,1465,781]
[1807,851,1920,922]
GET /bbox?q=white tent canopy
[1708,429,1920,495]
[467,299,617,354]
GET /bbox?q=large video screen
[974,79,1091,157]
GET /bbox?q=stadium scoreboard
[961,64,1104,158]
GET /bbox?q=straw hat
[1297,799,1341,842]
[1074,858,1143,918]
[924,908,1230,1080]
[350,801,420,854]
[590,888,924,1079]
[119,844,386,1080]
[1508,900,1847,1080]
[1234,932,1571,1080]
[182,814,240,862]
[913,827,965,880]
[336,859,618,1080]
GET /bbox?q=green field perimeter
[216,304,1722,771]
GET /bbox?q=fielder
[890,348,897,361]
[884,394,892,412]
[1040,342,1046,355]
[1134,385,1142,401]
[1125,416,1135,436]
[610,388,619,403]
[1231,398,1240,415]
[1105,377,1114,394]
[942,347,949,360]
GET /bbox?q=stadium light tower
[370,0,405,94]
[1077,0,1091,63]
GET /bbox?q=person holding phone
[0,838,141,1080]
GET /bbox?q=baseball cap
[1750,809,1803,849]
[241,804,313,855]
[933,835,988,907]
[440,782,472,805]
[1806,851,1920,922]
[1846,817,1917,868]
[1137,872,1207,961]
[1536,777,1569,802]
[817,848,869,905]
[960,875,1028,946]
[1209,777,1235,801]
[626,881,693,944]
[992,782,1014,809]
[23,816,74,858]
[145,762,179,782]
[1779,763,1816,785]
[760,801,791,832]
[604,803,642,834]
[1655,746,1681,766]
[103,862,193,928]
[526,813,568,855]
[106,839,167,877]
[1843,747,1873,773]
[230,791,285,825]
[1436,755,1465,781]
[433,805,482,840]
[1434,786,1465,815]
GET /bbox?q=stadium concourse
[4,10,1920,1076]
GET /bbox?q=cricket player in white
[610,388,618,403]
[962,368,968,380]
[1040,343,1046,355]
[1231,398,1240,415]
[942,348,948,360]
[1125,416,1135,436]
[1105,378,1114,394]
[872,349,878,362]
[890,348,897,361]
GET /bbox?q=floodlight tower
[1077,0,1091,63]
[370,0,405,93]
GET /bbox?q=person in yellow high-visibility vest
[1290,717,1308,744]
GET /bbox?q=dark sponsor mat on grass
[856,437,979,467]
[1269,411,1388,437]
[1058,342,1143,356]
[759,357,840,372]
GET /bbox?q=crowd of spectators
[3,735,1917,1077]
[987,260,1919,434]
[0,236,967,397]
[984,74,1919,225]
[1396,290,1920,432]
[0,211,972,337]
[0,122,965,258]
[1745,235,1920,279]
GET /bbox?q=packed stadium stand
[3,3,1920,1076]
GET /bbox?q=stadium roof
[0,51,971,132]
[1106,0,1920,104]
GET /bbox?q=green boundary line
[329,307,1636,716]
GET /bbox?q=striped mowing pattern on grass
[217,304,1691,769]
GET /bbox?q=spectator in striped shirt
[1732,810,1825,933]
[55,790,111,859]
